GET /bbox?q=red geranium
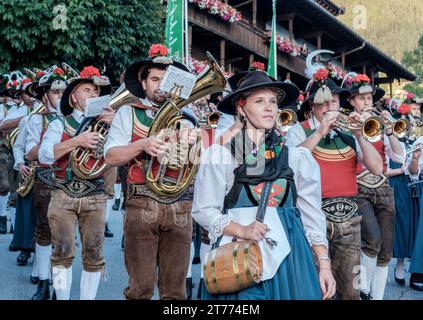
[149,44,169,58]
[80,66,101,79]
[406,92,414,101]
[250,61,265,71]
[298,94,305,102]
[36,71,46,77]
[398,103,411,115]
[12,80,19,88]
[21,78,31,85]
[313,68,329,82]
[354,74,370,84]
[54,67,65,76]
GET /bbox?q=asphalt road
[0,206,421,300]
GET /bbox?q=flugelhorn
[16,161,37,198]
[364,105,411,140]
[324,110,385,143]
[276,109,297,133]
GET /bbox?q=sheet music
[159,65,196,100]
[84,95,111,117]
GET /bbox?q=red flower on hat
[36,71,46,77]
[149,44,169,58]
[406,92,414,101]
[80,66,101,79]
[398,103,411,115]
[298,94,305,102]
[21,78,31,85]
[250,61,265,71]
[54,67,65,76]
[353,74,370,84]
[12,80,19,88]
[313,68,329,82]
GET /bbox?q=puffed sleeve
[192,144,237,244]
[288,146,328,249]
[284,122,308,147]
[103,105,133,156]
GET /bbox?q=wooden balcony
[188,7,306,78]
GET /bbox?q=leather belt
[321,197,359,223]
[53,177,104,198]
[357,170,387,189]
[35,168,54,187]
[128,183,193,204]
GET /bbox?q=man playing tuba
[38,66,114,300]
[104,44,199,300]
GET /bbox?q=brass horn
[207,111,221,128]
[276,109,297,133]
[70,84,138,179]
[145,52,227,199]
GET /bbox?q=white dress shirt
[12,116,30,170]
[3,102,29,121]
[192,143,328,249]
[38,109,85,165]
[404,136,423,180]
[104,98,194,156]
[214,112,235,142]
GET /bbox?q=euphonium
[69,84,138,180]
[276,109,297,133]
[409,121,423,141]
[16,161,38,197]
[145,52,227,198]
[6,102,46,149]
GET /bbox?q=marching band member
[285,69,383,300]
[104,44,197,300]
[346,74,405,300]
[25,66,67,299]
[38,66,114,300]
[193,70,336,300]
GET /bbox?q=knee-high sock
[370,266,389,300]
[187,241,195,278]
[31,252,38,277]
[114,183,121,200]
[52,266,72,300]
[80,270,102,300]
[36,244,52,280]
[0,194,9,217]
[9,207,16,227]
[106,199,114,222]
[361,252,377,295]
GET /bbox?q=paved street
[0,206,421,300]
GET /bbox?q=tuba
[69,84,138,179]
[6,102,46,149]
[276,109,297,133]
[17,161,38,197]
[145,52,227,198]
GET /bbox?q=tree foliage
[402,35,423,97]
[0,0,165,83]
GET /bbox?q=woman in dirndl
[407,137,423,291]
[192,71,336,300]
[388,156,419,286]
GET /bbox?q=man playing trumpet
[285,68,383,300]
[346,74,405,300]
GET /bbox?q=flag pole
[184,0,189,65]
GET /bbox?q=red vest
[356,140,386,174]
[53,131,72,179]
[301,121,358,198]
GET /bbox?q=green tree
[0,0,165,83]
[402,34,423,97]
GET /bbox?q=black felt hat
[217,71,300,115]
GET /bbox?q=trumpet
[276,109,297,133]
[325,110,385,143]
[406,143,423,155]
[364,106,411,140]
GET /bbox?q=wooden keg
[204,240,263,294]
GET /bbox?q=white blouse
[192,143,328,249]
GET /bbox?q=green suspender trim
[302,124,352,151]
[63,114,80,138]
[132,107,153,139]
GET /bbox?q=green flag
[165,0,185,63]
[267,0,277,79]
